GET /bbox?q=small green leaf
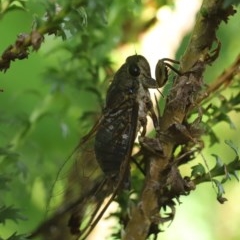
[0,175,11,191]
[0,147,19,160]
[223,0,240,8]
[232,171,239,181]
[191,163,206,178]
[217,195,228,204]
[229,92,240,106]
[0,0,27,15]
[221,164,231,184]
[212,179,227,204]
[6,232,28,240]
[225,140,240,157]
[206,126,220,146]
[200,7,208,18]
[218,112,236,129]
[32,14,42,30]
[0,205,27,224]
[211,154,224,170]
[76,7,88,26]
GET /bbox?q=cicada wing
[30,122,112,240]
[46,131,102,213]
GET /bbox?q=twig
[197,53,240,104]
[0,1,86,72]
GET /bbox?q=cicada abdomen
[30,55,168,240]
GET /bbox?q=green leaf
[211,153,239,183]
[75,7,88,26]
[203,124,220,146]
[223,0,240,8]
[217,112,236,129]
[191,163,206,178]
[0,205,27,224]
[232,171,239,181]
[0,147,19,161]
[217,195,228,204]
[227,155,240,181]
[225,140,240,157]
[6,232,28,240]
[221,166,231,184]
[229,92,240,106]
[0,175,11,191]
[212,179,227,204]
[0,0,27,16]
[211,154,224,170]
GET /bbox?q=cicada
[30,55,178,240]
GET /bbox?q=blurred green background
[0,0,240,239]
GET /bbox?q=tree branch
[123,1,236,239]
[197,53,240,105]
[0,1,87,72]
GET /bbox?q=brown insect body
[95,55,159,187]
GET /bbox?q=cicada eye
[128,63,140,77]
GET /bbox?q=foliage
[0,0,240,240]
[0,0,26,17]
[0,144,28,239]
